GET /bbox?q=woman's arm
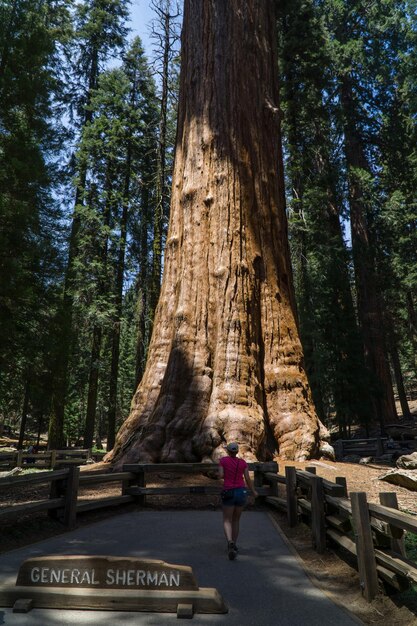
[244,467,258,497]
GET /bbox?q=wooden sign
[0,555,228,618]
[16,556,198,590]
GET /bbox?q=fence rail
[333,437,417,460]
[0,448,106,470]
[1,460,417,602]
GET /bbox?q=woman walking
[219,442,258,560]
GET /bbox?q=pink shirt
[220,456,247,489]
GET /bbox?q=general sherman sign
[16,556,199,591]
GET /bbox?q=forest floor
[1,458,417,625]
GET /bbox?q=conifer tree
[48,0,130,448]
[0,0,68,441]
[278,0,373,435]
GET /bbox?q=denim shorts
[221,487,247,507]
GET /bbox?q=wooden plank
[54,459,87,466]
[325,494,352,515]
[326,514,351,532]
[374,548,417,584]
[76,495,135,512]
[326,528,357,556]
[343,438,387,444]
[79,472,134,485]
[265,496,287,511]
[0,498,64,517]
[0,586,228,614]
[127,486,218,496]
[127,486,271,496]
[368,502,417,535]
[310,476,326,553]
[298,498,311,513]
[285,466,298,527]
[376,565,410,592]
[350,492,379,601]
[123,461,278,473]
[56,449,90,457]
[296,470,345,496]
[0,453,16,460]
[0,469,68,488]
[263,472,286,485]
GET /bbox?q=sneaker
[228,541,237,560]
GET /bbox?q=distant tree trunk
[49,48,100,450]
[107,147,131,451]
[341,77,398,429]
[84,171,112,449]
[106,0,328,467]
[135,221,149,386]
[406,290,417,375]
[149,0,179,320]
[389,343,411,419]
[18,379,30,450]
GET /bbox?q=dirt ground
[1,458,417,625]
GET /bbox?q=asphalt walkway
[0,510,362,625]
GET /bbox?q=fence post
[305,466,316,475]
[285,466,298,527]
[351,492,379,601]
[379,492,406,556]
[253,464,265,503]
[335,477,348,498]
[48,469,68,520]
[62,465,80,529]
[376,437,384,457]
[310,476,326,553]
[50,450,57,469]
[334,440,344,460]
[269,463,279,498]
[16,450,23,468]
[122,465,146,505]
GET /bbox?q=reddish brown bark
[106,0,328,467]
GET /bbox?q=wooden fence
[1,461,417,602]
[0,448,106,470]
[333,437,417,460]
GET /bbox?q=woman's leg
[232,506,244,543]
[222,505,235,542]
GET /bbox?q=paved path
[0,511,362,625]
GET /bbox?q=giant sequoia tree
[107,0,328,467]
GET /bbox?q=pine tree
[317,0,408,429]
[48,0,130,448]
[0,0,68,441]
[278,0,373,435]
[148,0,181,321]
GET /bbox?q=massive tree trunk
[107,0,328,467]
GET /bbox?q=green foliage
[279,0,373,432]
[280,0,417,433]
[0,0,67,434]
